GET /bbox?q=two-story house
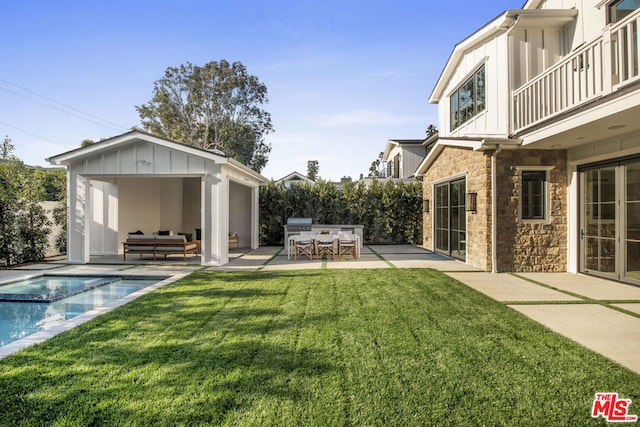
[382,139,429,180]
[416,0,640,286]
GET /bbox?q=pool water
[0,276,119,302]
[0,278,157,347]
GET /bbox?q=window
[450,65,486,130]
[608,0,640,23]
[392,154,400,178]
[520,170,548,220]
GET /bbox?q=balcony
[512,9,640,134]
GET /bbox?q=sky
[0,0,523,181]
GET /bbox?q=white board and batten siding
[440,34,511,139]
[76,141,215,177]
[49,131,267,266]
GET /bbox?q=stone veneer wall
[423,146,568,272]
[495,149,567,272]
[422,147,492,271]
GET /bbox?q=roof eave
[522,0,544,10]
[414,137,522,176]
[382,140,399,161]
[46,130,229,167]
[429,8,578,104]
[429,11,517,104]
[227,158,268,184]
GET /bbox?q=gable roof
[414,136,521,177]
[429,8,576,103]
[46,130,267,182]
[382,139,426,161]
[47,130,224,164]
[382,139,424,162]
[275,171,314,184]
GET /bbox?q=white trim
[516,166,555,224]
[431,172,467,186]
[430,9,576,103]
[382,140,399,161]
[446,59,489,99]
[430,11,515,103]
[47,130,267,184]
[414,138,520,177]
[415,141,474,177]
[48,131,224,165]
[448,62,488,133]
[523,0,545,10]
[275,171,314,185]
[227,157,268,183]
[567,166,579,273]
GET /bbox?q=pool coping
[0,275,170,303]
[0,272,190,359]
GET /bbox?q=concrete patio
[1,244,639,374]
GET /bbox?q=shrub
[259,179,422,245]
[0,136,58,265]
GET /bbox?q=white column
[201,170,229,266]
[251,186,259,249]
[67,171,90,264]
[567,166,579,274]
[602,30,613,93]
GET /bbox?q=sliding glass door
[580,158,640,284]
[581,166,617,279]
[434,179,466,260]
[626,160,640,282]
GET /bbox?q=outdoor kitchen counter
[284,224,364,250]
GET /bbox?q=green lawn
[0,269,638,426]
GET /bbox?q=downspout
[491,144,504,273]
[491,14,517,273]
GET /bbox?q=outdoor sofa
[122,234,200,261]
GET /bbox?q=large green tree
[367,151,385,178]
[136,60,273,172]
[307,160,319,181]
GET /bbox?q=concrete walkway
[444,272,640,375]
[2,245,639,374]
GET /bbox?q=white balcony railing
[512,9,640,133]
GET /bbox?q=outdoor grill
[284,218,312,249]
[285,217,313,233]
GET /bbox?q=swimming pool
[0,275,122,302]
[0,276,160,347]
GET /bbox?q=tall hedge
[0,136,57,265]
[259,179,422,246]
